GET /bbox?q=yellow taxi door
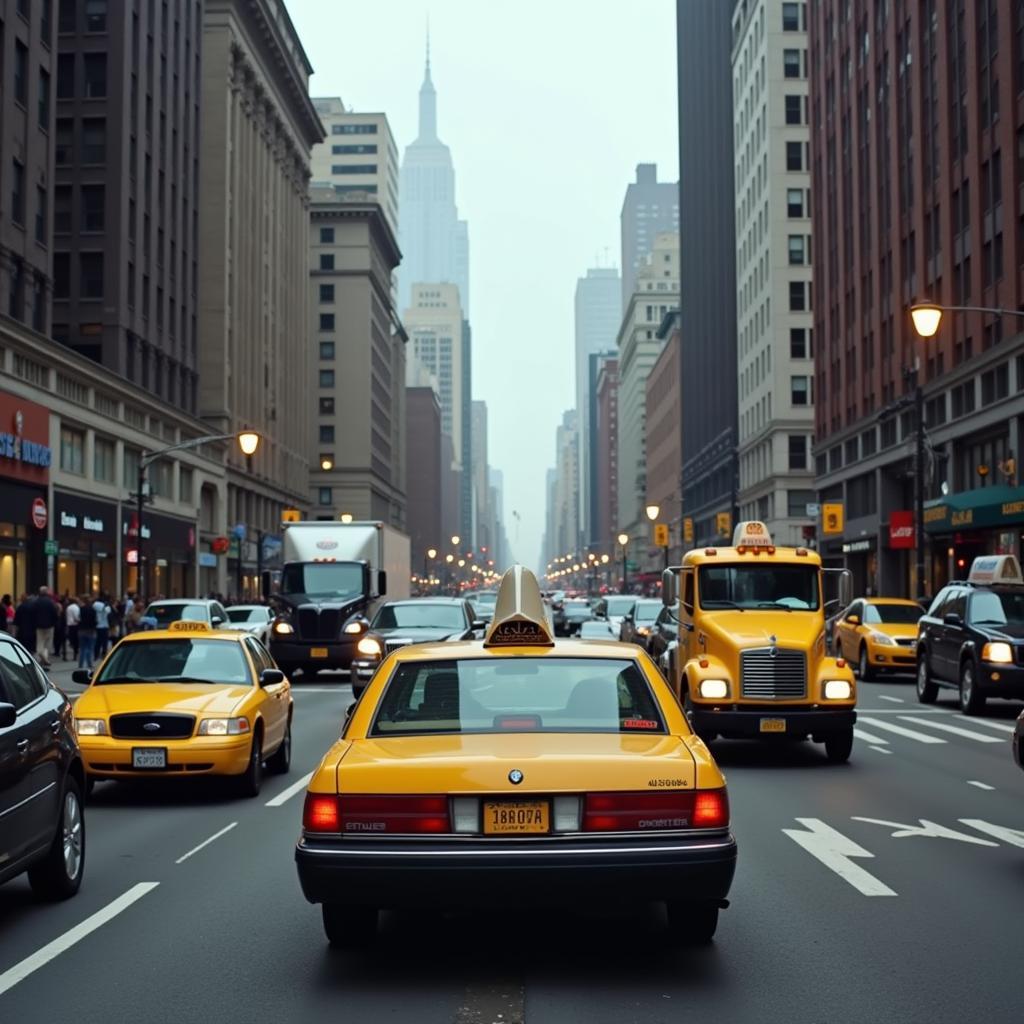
[245,638,287,752]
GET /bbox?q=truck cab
[662,521,857,762]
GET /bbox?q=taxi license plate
[483,801,550,835]
[759,718,787,733]
[310,647,329,658]
[132,747,167,769]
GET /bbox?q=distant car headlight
[273,620,293,635]
[344,621,364,635]
[75,718,107,736]
[868,631,896,646]
[699,679,728,699]
[198,717,250,736]
[635,626,651,636]
[823,679,853,700]
[356,636,382,657]
[982,642,1014,664]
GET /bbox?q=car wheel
[916,655,938,703]
[665,901,719,944]
[266,718,291,775]
[824,728,854,764]
[322,904,378,948]
[235,730,263,798]
[857,645,876,682]
[28,776,85,901]
[959,660,986,716]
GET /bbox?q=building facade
[197,0,323,592]
[620,164,679,306]
[732,0,815,547]
[809,0,1024,597]
[551,409,580,563]
[310,97,399,238]
[309,188,406,528]
[677,0,739,545]
[645,315,682,567]
[405,386,442,572]
[594,358,620,553]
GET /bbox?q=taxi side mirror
[471,620,486,631]
[71,669,92,685]
[661,569,677,606]
[211,616,224,627]
[0,702,16,728]
[845,614,860,625]
[259,668,285,687]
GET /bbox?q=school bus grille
[740,648,807,699]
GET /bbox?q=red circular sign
[31,497,48,529]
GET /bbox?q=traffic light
[683,518,694,543]
[822,503,844,534]
[653,523,669,547]
[716,511,732,537]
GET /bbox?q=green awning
[923,484,1024,534]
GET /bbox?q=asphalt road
[2,669,1022,1023]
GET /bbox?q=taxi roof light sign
[484,565,555,648]
[731,521,773,548]
[967,555,1023,586]
[168,620,213,633]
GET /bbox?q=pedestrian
[65,594,81,660]
[54,596,67,659]
[78,596,97,670]
[13,592,35,652]
[94,592,110,658]
[108,599,123,648]
[0,594,12,633]
[32,585,61,667]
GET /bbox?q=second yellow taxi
[833,597,922,680]
[73,620,293,797]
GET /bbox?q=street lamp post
[645,502,668,571]
[617,532,630,592]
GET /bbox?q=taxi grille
[109,713,196,739]
[740,648,807,699]
[297,608,341,641]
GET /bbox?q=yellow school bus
[661,521,856,762]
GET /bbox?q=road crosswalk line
[854,728,890,745]
[950,717,1015,734]
[897,716,1003,743]
[857,716,946,743]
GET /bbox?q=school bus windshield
[698,564,820,611]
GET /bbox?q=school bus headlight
[981,642,1013,664]
[823,679,852,700]
[699,679,729,699]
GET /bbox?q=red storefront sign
[889,510,915,548]
[0,391,52,485]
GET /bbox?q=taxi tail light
[582,790,728,832]
[303,794,341,833]
[339,795,450,834]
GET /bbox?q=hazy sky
[289,0,679,570]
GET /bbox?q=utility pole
[913,361,926,601]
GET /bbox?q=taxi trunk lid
[336,732,697,793]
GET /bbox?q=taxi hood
[701,610,823,651]
[335,733,697,793]
[78,683,254,717]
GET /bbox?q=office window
[319,253,334,270]
[783,49,801,78]
[788,435,807,470]
[788,236,806,265]
[789,281,806,311]
[38,69,51,127]
[790,327,807,358]
[332,143,377,154]
[82,118,106,163]
[80,252,104,298]
[787,189,804,217]
[331,123,377,135]
[787,489,816,518]
[60,426,86,475]
[319,397,335,414]
[11,160,26,225]
[782,2,800,30]
[93,437,116,483]
[54,185,72,234]
[319,227,334,243]
[58,0,76,32]
[319,283,335,303]
[319,425,335,443]
[179,467,194,504]
[35,186,47,243]
[319,313,335,331]
[85,0,107,32]
[786,141,803,171]
[81,184,104,231]
[791,376,810,405]
[14,42,28,105]
[56,118,73,165]
[319,370,335,388]
[84,53,106,97]
[785,95,802,125]
[330,164,377,175]
[319,342,335,359]
[318,487,333,506]
[53,252,70,297]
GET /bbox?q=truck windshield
[281,562,363,600]
[698,564,820,611]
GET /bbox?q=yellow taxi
[296,566,737,949]
[833,597,922,680]
[73,620,293,798]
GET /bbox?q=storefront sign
[925,485,1024,534]
[199,552,218,568]
[842,539,873,553]
[889,510,914,549]
[59,511,105,532]
[31,498,48,529]
[0,396,52,486]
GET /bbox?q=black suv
[0,632,86,898]
[916,578,1024,714]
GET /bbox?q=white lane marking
[857,716,946,743]
[966,781,995,791]
[960,819,1024,847]
[264,770,314,807]
[174,822,237,864]
[877,695,904,703]
[851,817,998,846]
[782,818,896,896]
[0,882,159,996]
[897,716,1002,743]
[852,708,946,714]
[854,728,890,745]
[949,717,1016,734]
[869,746,893,754]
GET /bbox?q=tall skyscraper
[397,43,469,315]
[574,267,621,546]
[677,0,738,545]
[620,164,679,306]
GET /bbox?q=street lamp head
[617,533,629,547]
[645,504,660,522]
[601,554,610,564]
[451,535,461,547]
[445,554,454,563]
[237,430,261,457]
[458,558,466,568]
[910,303,943,339]
[340,513,354,524]
[427,547,437,559]
[320,457,333,471]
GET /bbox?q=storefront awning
[923,485,1024,535]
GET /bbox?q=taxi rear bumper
[296,831,737,909]
[690,706,856,739]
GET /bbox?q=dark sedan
[620,599,664,645]
[0,632,86,900]
[558,599,594,636]
[349,598,482,696]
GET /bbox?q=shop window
[93,437,116,482]
[60,426,85,475]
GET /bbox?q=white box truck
[268,521,410,677]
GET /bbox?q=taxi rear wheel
[665,901,719,944]
[235,731,263,797]
[266,718,291,775]
[857,645,876,682]
[824,728,854,764]
[322,904,378,948]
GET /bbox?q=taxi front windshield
[969,590,1024,626]
[372,604,466,630]
[864,603,922,624]
[147,603,209,626]
[371,658,665,736]
[699,564,820,611]
[94,639,251,686]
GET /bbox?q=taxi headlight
[356,636,382,658]
[699,679,729,699]
[198,717,250,736]
[273,620,294,635]
[75,718,107,736]
[982,642,1014,664]
[343,621,364,635]
[823,679,852,700]
[868,631,896,646]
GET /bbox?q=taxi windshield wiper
[756,602,794,611]
[151,675,233,685]
[96,676,145,685]
[701,600,745,611]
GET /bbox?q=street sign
[716,511,732,537]
[44,539,58,556]
[805,502,820,517]
[31,497,47,530]
[626,560,640,571]
[282,508,301,523]
[683,517,694,543]
[653,523,669,547]
[822,503,844,534]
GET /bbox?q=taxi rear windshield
[371,658,665,736]
[95,639,251,686]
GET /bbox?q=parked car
[224,604,274,644]
[0,632,86,899]
[620,599,664,645]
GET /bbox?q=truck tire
[824,728,854,764]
